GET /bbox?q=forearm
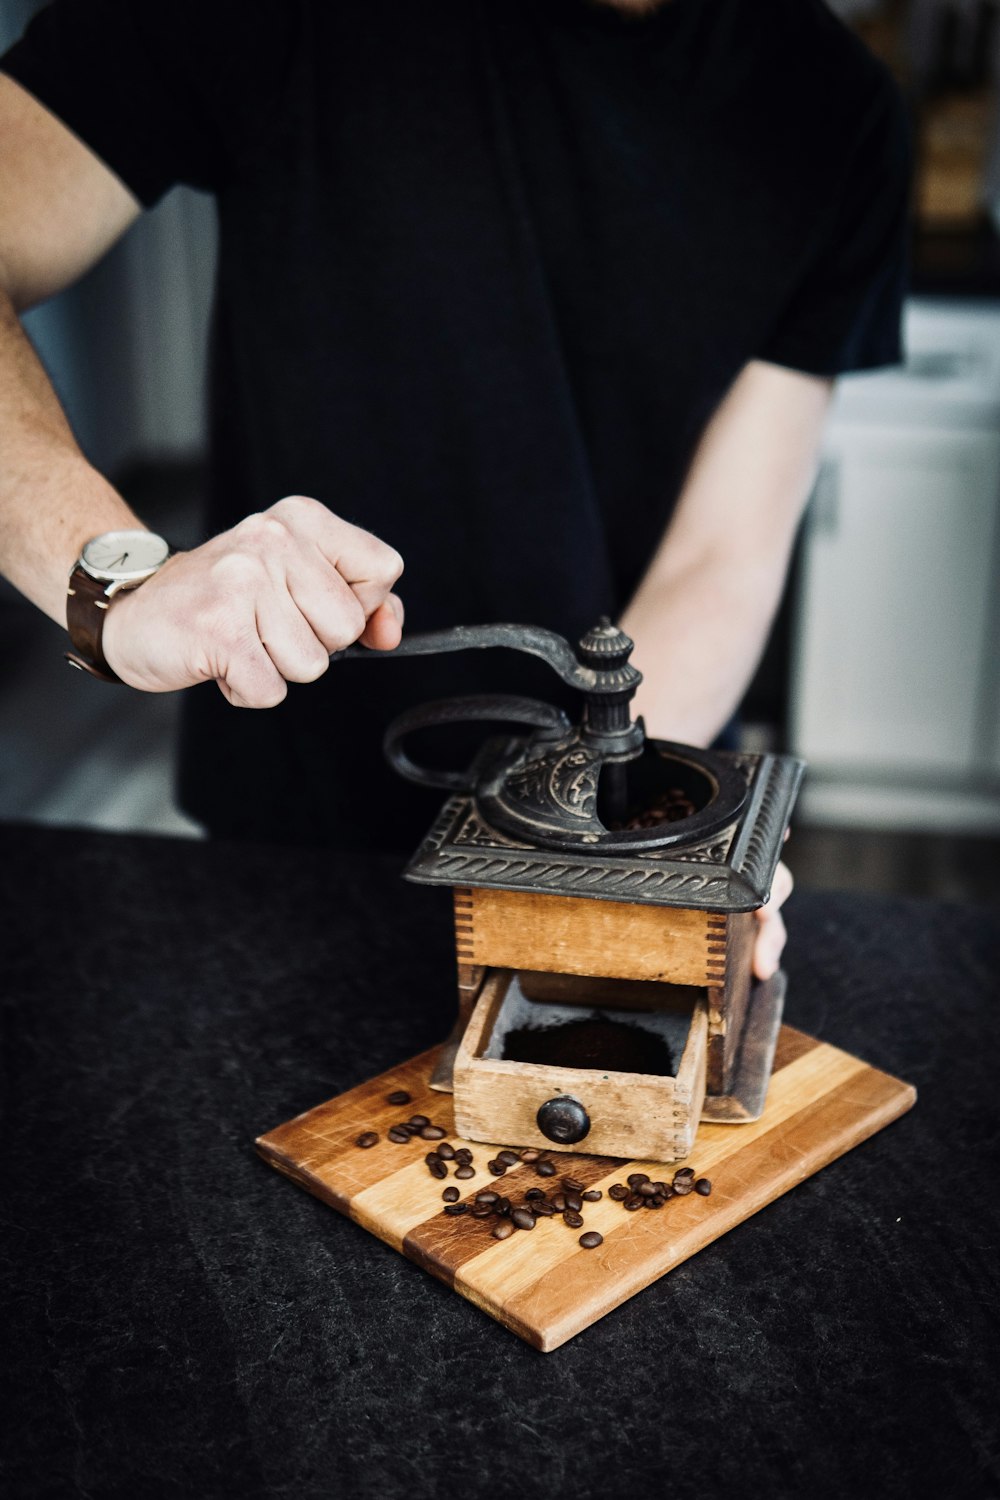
[0,282,143,626]
[620,541,794,746]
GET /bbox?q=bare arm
[620,359,832,743]
[0,75,403,704]
[620,360,832,976]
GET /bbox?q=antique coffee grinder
[339,619,804,1163]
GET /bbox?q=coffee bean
[443,1186,460,1202]
[497,1150,520,1166]
[487,1160,506,1176]
[525,1187,545,1200]
[444,1203,469,1216]
[475,1191,499,1206]
[695,1178,712,1196]
[386,1090,411,1106]
[420,1125,446,1140]
[471,1203,493,1218]
[673,1179,694,1196]
[397,1123,419,1136]
[520,1149,541,1163]
[565,1193,583,1213]
[428,1158,448,1180]
[638,1183,657,1198]
[624,1194,644,1211]
[644,1195,664,1209]
[650,1182,668,1195]
[495,1197,511,1215]
[582,1189,602,1202]
[387,1126,411,1144]
[563,1210,584,1228]
[536,1161,556,1178]
[455,1148,473,1163]
[579,1232,603,1249]
[551,1194,567,1212]
[627,1173,649,1188]
[532,1201,556,1217]
[436,1142,455,1160]
[511,1209,536,1231]
[408,1115,430,1128]
[562,1176,585,1193]
[608,1184,628,1201]
[674,1167,695,1181]
[492,1220,514,1240]
[454,1165,475,1180]
[355,1132,379,1149]
[661,1186,675,1200]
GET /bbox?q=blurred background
[1,0,998,904]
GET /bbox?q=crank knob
[536,1096,591,1145]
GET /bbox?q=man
[0,0,910,978]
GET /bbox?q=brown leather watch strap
[65,566,124,684]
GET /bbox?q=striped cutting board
[256,1027,915,1352]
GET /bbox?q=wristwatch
[66,529,171,683]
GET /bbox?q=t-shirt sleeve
[758,68,912,378]
[1,0,287,206]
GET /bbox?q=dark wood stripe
[772,1025,821,1072]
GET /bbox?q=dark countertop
[1,823,997,1500]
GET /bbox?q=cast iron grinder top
[335,618,803,912]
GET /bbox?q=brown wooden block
[257,1027,916,1352]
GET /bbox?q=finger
[770,860,794,911]
[217,638,289,709]
[270,495,404,605]
[254,588,331,683]
[752,906,787,981]
[283,554,370,653]
[358,595,404,651]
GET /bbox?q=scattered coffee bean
[495,1197,511,1215]
[533,1201,556,1217]
[421,1125,446,1140]
[455,1148,473,1163]
[582,1189,602,1202]
[471,1203,493,1218]
[562,1176,585,1193]
[387,1126,411,1144]
[608,1184,628,1201]
[408,1114,430,1128]
[386,1090,411,1106]
[355,1131,379,1149]
[444,1203,469,1216]
[624,1194,644,1211]
[525,1187,545,1200]
[673,1179,694,1196]
[511,1209,536,1231]
[565,1193,583,1213]
[497,1150,520,1166]
[650,1182,668,1195]
[487,1160,506,1176]
[661,1186,675,1200]
[644,1195,665,1209]
[475,1191,499,1206]
[454,1165,475,1180]
[674,1167,695,1181]
[695,1178,713,1196]
[551,1194,567,1212]
[563,1210,584,1228]
[493,1221,515,1240]
[627,1173,650,1188]
[520,1149,541,1163]
[428,1158,448,1180]
[436,1142,456,1161]
[442,1186,460,1202]
[579,1232,603,1249]
[536,1161,556,1178]
[638,1183,657,1198]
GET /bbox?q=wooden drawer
[453,970,708,1162]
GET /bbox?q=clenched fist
[101,495,404,706]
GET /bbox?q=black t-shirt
[3,0,909,851]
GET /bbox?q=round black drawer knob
[536,1096,591,1145]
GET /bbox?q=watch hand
[107,552,129,569]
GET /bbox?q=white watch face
[80,529,170,582]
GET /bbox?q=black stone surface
[1,822,998,1500]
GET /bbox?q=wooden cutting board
[256,1027,915,1352]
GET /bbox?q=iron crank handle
[382,695,571,793]
[331,623,594,692]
